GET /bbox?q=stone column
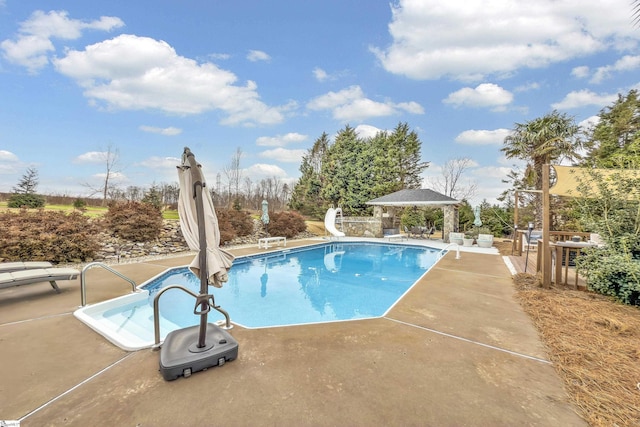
[443,205,459,243]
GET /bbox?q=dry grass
[305,220,326,236]
[497,235,640,426]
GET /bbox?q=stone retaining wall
[93,219,317,262]
[341,216,383,238]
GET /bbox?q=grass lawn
[0,201,179,220]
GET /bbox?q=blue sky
[1,0,639,205]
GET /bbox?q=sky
[1,0,639,206]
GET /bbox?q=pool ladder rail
[80,262,141,307]
[151,284,233,350]
[438,243,461,260]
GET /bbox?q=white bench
[258,236,287,249]
[385,234,407,242]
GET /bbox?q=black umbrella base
[159,323,238,381]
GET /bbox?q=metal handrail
[151,284,232,350]
[438,243,461,260]
[80,262,139,307]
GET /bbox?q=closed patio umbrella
[178,150,235,288]
[157,147,238,380]
[177,147,235,347]
[261,199,269,235]
[473,205,483,228]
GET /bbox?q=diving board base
[159,323,238,381]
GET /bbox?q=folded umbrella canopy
[178,150,234,288]
[261,199,269,234]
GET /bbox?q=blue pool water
[79,242,442,349]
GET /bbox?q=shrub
[105,201,163,242]
[7,193,45,208]
[215,209,237,245]
[577,249,640,306]
[400,208,425,228]
[267,211,307,238]
[73,198,87,210]
[215,208,253,245]
[0,210,100,263]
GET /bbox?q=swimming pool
[75,242,442,350]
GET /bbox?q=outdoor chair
[0,267,79,293]
[449,232,464,246]
[477,234,494,248]
[0,261,53,273]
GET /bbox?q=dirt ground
[493,240,640,427]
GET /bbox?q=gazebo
[366,189,460,241]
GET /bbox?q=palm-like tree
[501,111,581,225]
[634,0,640,27]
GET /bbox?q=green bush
[576,249,640,306]
[73,198,87,210]
[105,201,163,242]
[7,193,45,208]
[267,211,307,238]
[400,208,425,228]
[0,210,100,263]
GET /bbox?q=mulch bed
[511,270,640,426]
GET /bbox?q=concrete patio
[0,238,586,426]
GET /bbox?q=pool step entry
[160,323,238,381]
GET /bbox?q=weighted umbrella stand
[154,148,238,381]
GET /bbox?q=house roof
[366,188,460,206]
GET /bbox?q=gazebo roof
[366,188,460,206]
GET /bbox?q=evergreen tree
[8,167,45,208]
[12,167,39,194]
[583,90,640,168]
[321,125,375,215]
[289,133,329,217]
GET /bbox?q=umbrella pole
[187,153,209,349]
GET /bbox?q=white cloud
[247,49,270,62]
[551,89,617,109]
[578,115,600,131]
[208,53,230,61]
[0,150,19,162]
[0,150,21,179]
[513,82,540,93]
[139,125,182,136]
[244,163,287,178]
[371,0,636,81]
[136,156,181,169]
[92,171,127,182]
[259,148,306,163]
[590,55,640,83]
[443,83,513,110]
[54,34,287,125]
[354,124,383,139]
[74,151,108,164]
[1,10,123,73]
[313,67,329,82]
[455,129,511,145]
[256,132,307,147]
[571,66,590,79]
[307,85,424,121]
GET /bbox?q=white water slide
[324,207,345,237]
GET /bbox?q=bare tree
[427,157,477,201]
[82,144,122,206]
[223,147,243,208]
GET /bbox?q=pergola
[366,189,460,241]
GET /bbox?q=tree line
[290,122,428,218]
